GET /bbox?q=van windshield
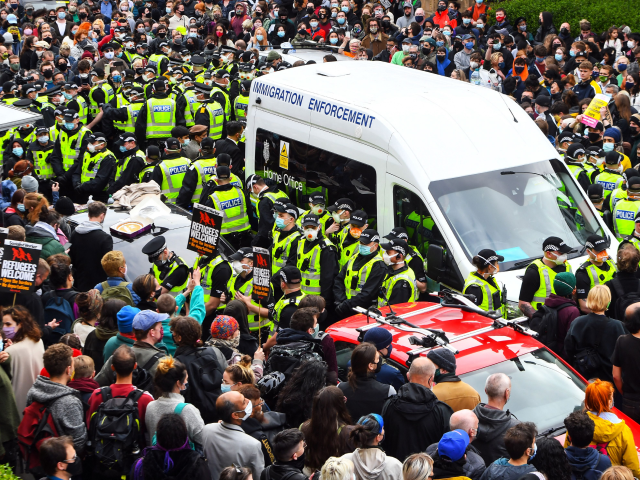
[429,159,606,271]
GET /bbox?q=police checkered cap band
[572,147,585,157]
[247,174,261,189]
[280,271,287,283]
[544,244,559,251]
[91,134,107,143]
[121,135,136,143]
[149,241,167,258]
[394,232,408,240]
[477,254,498,266]
[285,208,298,217]
[390,243,405,256]
[64,83,78,89]
[25,86,37,94]
[335,202,353,210]
[371,235,380,243]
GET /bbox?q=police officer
[383,227,428,297]
[139,145,162,183]
[103,85,145,138]
[135,79,185,150]
[378,238,417,307]
[2,82,19,105]
[557,131,576,156]
[214,153,243,187]
[575,234,616,313]
[72,132,115,203]
[108,133,146,194]
[612,176,640,240]
[26,126,55,197]
[193,82,224,141]
[334,228,386,319]
[295,213,339,302]
[142,235,190,295]
[88,67,115,122]
[176,137,217,209]
[226,247,273,338]
[203,165,251,249]
[624,212,640,256]
[148,41,171,75]
[210,69,233,122]
[463,249,506,317]
[272,265,305,330]
[564,143,591,191]
[62,83,89,126]
[148,137,190,203]
[361,327,404,390]
[587,184,613,232]
[193,247,232,327]
[247,174,289,248]
[166,77,192,130]
[325,197,356,241]
[336,209,368,269]
[50,109,92,197]
[594,151,625,194]
[272,202,302,274]
[296,192,332,233]
[518,236,574,318]
[234,79,250,120]
[607,168,639,213]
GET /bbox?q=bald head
[450,409,479,440]
[625,302,640,322]
[407,357,436,388]
[216,391,245,424]
[485,373,511,409]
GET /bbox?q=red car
[326,297,640,451]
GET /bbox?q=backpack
[610,277,640,320]
[42,291,75,337]
[104,351,165,393]
[100,281,135,306]
[17,394,74,475]
[529,302,574,351]
[175,346,225,424]
[590,441,610,457]
[88,386,145,475]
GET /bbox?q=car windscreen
[429,159,605,271]
[459,348,586,435]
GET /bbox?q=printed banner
[252,247,271,301]
[581,94,611,128]
[0,240,42,293]
[187,203,223,255]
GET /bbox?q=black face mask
[64,460,83,477]
[374,357,383,374]
[307,6,314,12]
[158,31,166,38]
[291,454,305,470]
[135,67,144,74]
[422,47,430,55]
[382,20,390,28]
[43,69,53,78]
[79,12,87,18]
[588,132,601,142]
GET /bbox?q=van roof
[0,103,42,130]
[250,61,558,182]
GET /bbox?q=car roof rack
[352,291,538,365]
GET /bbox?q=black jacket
[260,460,308,480]
[69,225,113,292]
[334,250,387,315]
[213,138,244,174]
[426,441,486,480]
[1,208,25,227]
[108,150,146,195]
[241,412,287,467]
[472,403,520,466]
[382,382,453,461]
[339,375,393,423]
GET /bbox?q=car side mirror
[427,244,446,281]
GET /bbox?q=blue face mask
[331,11,337,17]
[119,145,127,152]
[436,40,444,47]
[341,6,348,12]
[493,42,501,49]
[275,217,287,229]
[569,50,576,57]
[359,244,372,255]
[498,61,505,69]
[555,53,563,61]
[536,56,544,63]
[12,147,23,157]
[58,11,65,19]
[337,17,345,24]
[465,41,474,49]
[530,442,537,460]
[63,92,73,100]
[619,63,628,72]
[443,30,451,36]
[463,18,470,25]
[17,203,25,212]
[277,30,285,37]
[330,37,338,44]
[256,34,264,41]
[113,75,121,83]
[221,383,231,393]
[603,142,615,152]
[64,122,75,130]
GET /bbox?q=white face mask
[383,252,398,265]
[552,253,568,265]
[232,260,251,275]
[311,204,324,216]
[304,227,318,242]
[87,143,96,153]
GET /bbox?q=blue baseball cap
[132,310,168,331]
[438,429,470,461]
[117,305,140,333]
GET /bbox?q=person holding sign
[224,247,272,339]
[271,265,305,330]
[193,248,232,322]
[142,235,190,295]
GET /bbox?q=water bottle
[87,195,94,204]
[471,69,481,86]
[108,195,114,205]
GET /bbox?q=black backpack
[175,346,225,424]
[529,302,574,352]
[88,387,145,476]
[610,277,640,320]
[104,352,165,393]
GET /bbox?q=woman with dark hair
[2,189,26,227]
[4,139,29,181]
[3,305,44,415]
[224,299,258,357]
[530,437,572,480]
[20,35,37,70]
[83,299,124,371]
[146,356,205,448]
[341,414,402,480]
[133,273,158,310]
[132,413,209,480]
[601,47,617,67]
[301,386,355,473]
[276,360,328,428]
[72,289,103,346]
[210,23,234,47]
[338,343,395,421]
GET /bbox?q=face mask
[64,122,76,130]
[628,41,636,49]
[530,443,537,460]
[383,252,398,265]
[552,253,567,265]
[277,30,285,37]
[3,326,16,339]
[337,17,345,24]
[437,4,446,11]
[17,204,25,212]
[370,26,378,33]
[470,61,479,69]
[87,143,96,153]
[166,7,172,12]
[304,228,318,241]
[232,260,246,275]
[382,20,390,28]
[331,11,337,17]
[311,323,320,338]
[437,54,446,61]
[465,41,474,49]
[10,63,19,72]
[38,135,49,143]
[104,51,114,59]
[618,63,628,72]
[310,21,318,28]
[476,23,483,29]
[515,66,525,74]
[519,24,526,31]
[374,356,383,373]
[554,53,563,61]
[12,147,23,157]
[341,6,349,11]
[36,51,44,57]
[43,69,54,79]
[626,82,635,91]
[113,75,122,83]
[463,18,470,25]
[359,244,372,255]
[311,205,324,215]
[498,61,505,70]
[238,400,252,421]
[443,30,451,36]
[603,142,615,152]
[256,34,264,41]
[307,6,314,12]
[24,28,33,35]
[436,41,444,47]
[275,217,288,229]
[402,44,410,52]
[58,11,65,19]
[221,383,231,393]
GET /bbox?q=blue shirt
[101,0,113,19]
[94,277,141,305]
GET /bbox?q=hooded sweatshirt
[25,376,87,452]
[341,448,403,480]
[565,445,611,479]
[74,219,104,234]
[472,403,520,465]
[479,458,536,480]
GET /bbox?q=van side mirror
[427,244,447,281]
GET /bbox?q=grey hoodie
[74,220,104,235]
[26,376,88,452]
[472,403,520,466]
[341,448,403,480]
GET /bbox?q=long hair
[530,437,572,480]
[348,342,377,389]
[224,300,251,335]
[276,360,328,427]
[24,193,49,225]
[2,305,41,343]
[585,379,615,414]
[303,386,353,471]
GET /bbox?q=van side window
[393,185,441,256]
[255,128,378,227]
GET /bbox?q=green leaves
[494,0,640,34]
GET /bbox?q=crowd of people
[0,1,639,480]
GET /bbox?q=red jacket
[86,383,154,434]
[432,10,457,29]
[466,3,490,21]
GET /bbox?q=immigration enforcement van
[244,61,616,315]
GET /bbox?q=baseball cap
[327,198,356,212]
[359,229,380,245]
[229,247,254,261]
[542,236,573,254]
[146,145,160,160]
[132,310,168,331]
[273,202,299,219]
[380,238,409,257]
[438,430,470,462]
[308,192,325,205]
[605,151,623,165]
[165,137,181,150]
[584,234,608,253]
[627,176,640,194]
[279,265,302,284]
[301,213,320,227]
[566,143,586,161]
[476,249,505,266]
[587,183,604,201]
[384,227,409,241]
[349,210,367,227]
[216,165,231,179]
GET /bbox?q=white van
[244,61,613,314]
